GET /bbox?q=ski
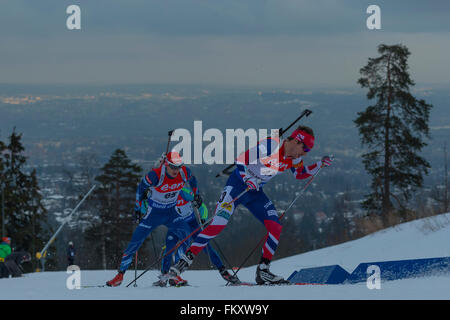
[225,281,324,287]
[81,284,107,288]
[81,283,197,288]
[171,283,198,288]
[225,280,292,287]
[154,283,199,288]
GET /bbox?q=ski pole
[133,212,142,287]
[165,130,174,159]
[125,187,250,287]
[133,251,139,287]
[193,206,214,269]
[226,162,327,284]
[216,109,312,177]
[151,233,158,262]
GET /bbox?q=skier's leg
[244,192,282,262]
[185,218,223,269]
[119,207,166,273]
[107,207,170,287]
[243,191,286,284]
[164,212,192,286]
[152,228,181,287]
[163,219,192,268]
[161,230,179,275]
[189,182,247,256]
[118,223,154,273]
[169,175,249,278]
[205,243,223,270]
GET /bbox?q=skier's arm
[291,162,320,180]
[199,203,208,221]
[235,138,273,172]
[235,137,277,189]
[135,170,159,208]
[185,167,205,208]
[185,167,198,195]
[291,156,333,180]
[179,186,195,202]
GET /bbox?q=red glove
[321,156,333,167]
[244,176,260,191]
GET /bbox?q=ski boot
[168,250,194,286]
[152,274,168,287]
[169,275,188,287]
[255,260,289,285]
[219,266,241,285]
[106,271,124,287]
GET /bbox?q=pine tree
[0,128,54,270]
[84,149,142,269]
[298,212,320,251]
[354,44,432,225]
[325,190,353,245]
[0,138,6,238]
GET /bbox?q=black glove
[193,194,203,208]
[134,209,142,224]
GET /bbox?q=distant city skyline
[1,0,449,87]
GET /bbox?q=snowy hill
[1,213,449,300]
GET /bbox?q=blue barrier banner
[346,256,450,284]
[287,265,350,284]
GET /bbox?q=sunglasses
[302,144,311,153]
[168,163,182,170]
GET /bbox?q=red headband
[290,129,314,149]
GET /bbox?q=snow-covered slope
[1,213,449,300]
[277,211,450,273]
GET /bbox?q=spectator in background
[0,237,30,278]
[0,237,11,262]
[67,241,76,266]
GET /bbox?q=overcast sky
[1,0,449,87]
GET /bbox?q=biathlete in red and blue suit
[168,126,333,285]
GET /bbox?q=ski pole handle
[279,109,312,136]
[165,130,174,159]
[216,187,249,212]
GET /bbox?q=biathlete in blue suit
[106,151,199,287]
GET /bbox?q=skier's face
[285,140,307,159]
[166,165,180,177]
